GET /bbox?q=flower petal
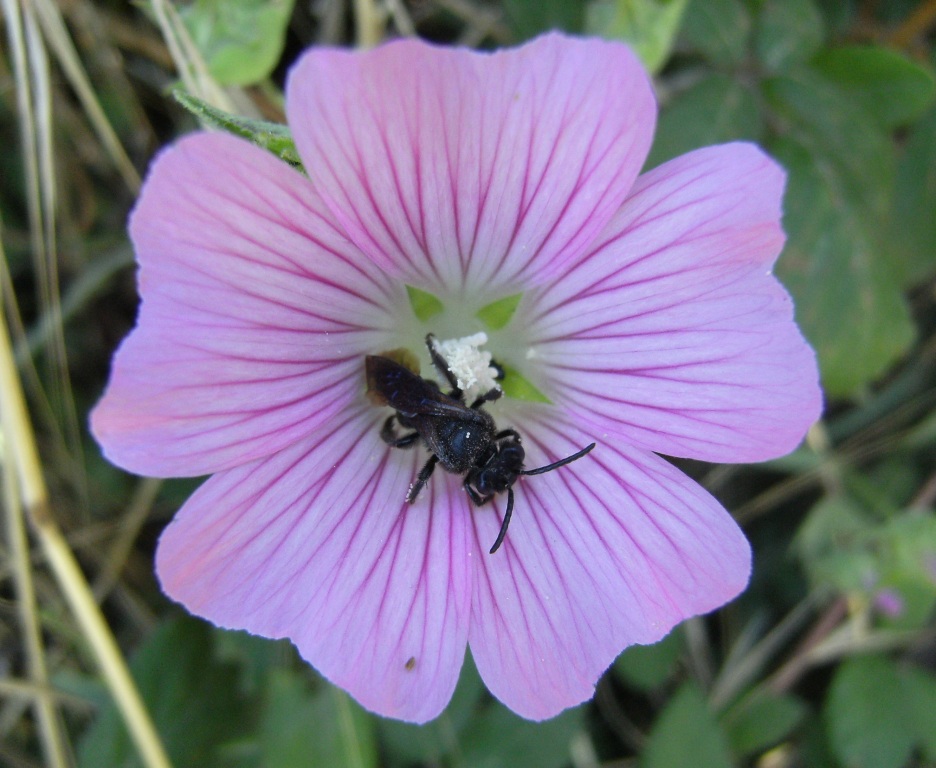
[466,408,750,720]
[91,132,401,477]
[156,405,472,723]
[286,33,655,294]
[521,143,822,463]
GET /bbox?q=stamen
[431,332,501,401]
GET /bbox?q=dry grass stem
[27,0,141,192]
[0,232,172,768]
[3,384,68,768]
[354,0,386,47]
[93,477,163,601]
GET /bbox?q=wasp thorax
[434,412,496,473]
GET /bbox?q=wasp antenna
[522,442,596,476]
[489,488,514,554]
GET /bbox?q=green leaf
[794,497,874,571]
[812,46,936,129]
[504,0,584,39]
[754,0,825,73]
[405,285,445,322]
[859,457,920,511]
[173,91,302,169]
[873,516,936,629]
[796,498,873,591]
[766,71,893,217]
[214,628,294,696]
[460,704,584,768]
[813,0,858,34]
[500,364,552,403]
[647,73,764,168]
[722,692,806,757]
[614,628,683,691]
[584,0,689,73]
[179,0,296,86]
[767,72,914,396]
[889,106,936,287]
[476,292,524,331]
[825,655,918,768]
[796,499,936,624]
[874,575,936,630]
[900,667,936,761]
[642,682,734,768]
[774,137,915,395]
[680,0,750,67]
[78,617,246,768]
[798,713,839,768]
[260,675,377,768]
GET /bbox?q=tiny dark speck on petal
[405,656,416,671]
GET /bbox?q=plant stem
[889,0,936,48]
[2,400,67,768]
[353,0,384,47]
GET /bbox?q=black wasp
[365,334,595,554]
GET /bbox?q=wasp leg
[494,428,520,442]
[469,387,502,410]
[425,333,463,394]
[488,488,514,554]
[381,415,420,448]
[407,454,440,503]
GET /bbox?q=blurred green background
[1,1,935,767]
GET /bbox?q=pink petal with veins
[156,405,472,723]
[466,407,750,719]
[520,143,822,463]
[91,35,822,725]
[92,133,399,477]
[286,33,656,294]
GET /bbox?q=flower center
[430,332,500,404]
[391,283,550,404]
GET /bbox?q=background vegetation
[2,0,935,766]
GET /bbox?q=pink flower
[873,589,904,618]
[91,33,821,723]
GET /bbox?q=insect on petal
[467,411,750,720]
[91,34,820,725]
[155,406,473,723]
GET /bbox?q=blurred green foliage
[179,0,297,85]
[652,0,935,399]
[643,683,735,768]
[3,0,936,767]
[585,0,690,72]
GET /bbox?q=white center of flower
[431,332,501,402]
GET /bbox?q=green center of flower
[400,284,551,404]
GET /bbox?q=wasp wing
[366,355,474,419]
